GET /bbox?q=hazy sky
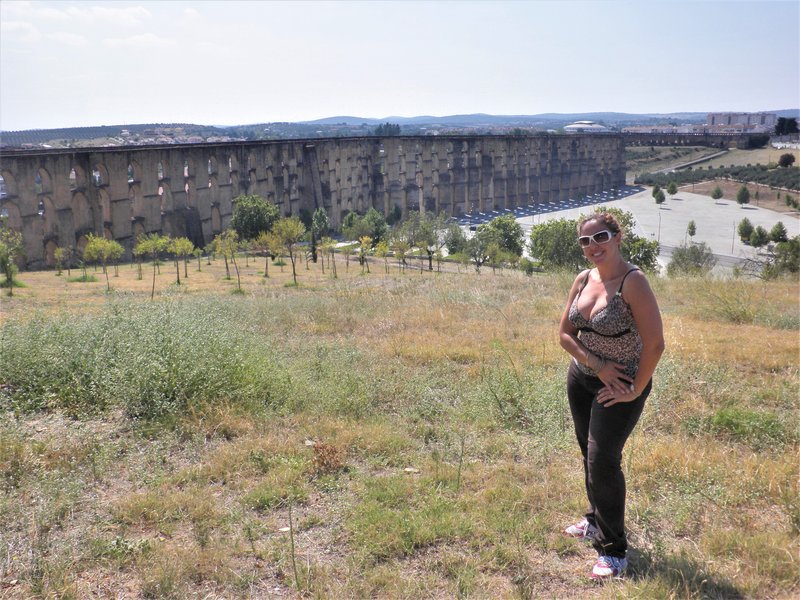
[1,0,798,130]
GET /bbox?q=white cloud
[183,7,200,20]
[102,33,175,48]
[35,7,70,20]
[1,2,149,24]
[46,32,89,47]
[0,1,32,18]
[65,5,151,26]
[0,20,41,42]
[194,40,235,57]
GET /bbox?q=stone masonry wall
[0,135,625,268]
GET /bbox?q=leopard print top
[568,268,642,378]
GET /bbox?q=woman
[558,212,665,580]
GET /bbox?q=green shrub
[518,257,538,276]
[667,243,717,277]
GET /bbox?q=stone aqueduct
[0,135,625,269]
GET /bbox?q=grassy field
[690,147,800,171]
[625,146,800,185]
[1,258,798,599]
[625,146,722,182]
[625,144,800,215]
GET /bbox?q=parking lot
[459,185,799,272]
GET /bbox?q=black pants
[567,361,651,558]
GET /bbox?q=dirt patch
[685,180,799,216]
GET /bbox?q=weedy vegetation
[0,257,797,598]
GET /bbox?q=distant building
[564,120,610,133]
[706,112,776,132]
[622,125,696,134]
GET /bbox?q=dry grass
[686,180,798,215]
[694,147,800,170]
[0,260,798,599]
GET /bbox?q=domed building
[564,120,611,133]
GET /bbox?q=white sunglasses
[578,230,617,247]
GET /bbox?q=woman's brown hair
[577,212,622,235]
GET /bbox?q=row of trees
[3,191,797,296]
[737,219,788,247]
[528,208,660,272]
[655,179,772,209]
[774,117,799,136]
[230,194,533,276]
[636,160,800,191]
[667,219,797,279]
[373,123,401,136]
[231,193,798,281]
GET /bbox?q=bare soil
[687,179,798,215]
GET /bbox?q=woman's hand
[596,385,638,407]
[595,360,633,396]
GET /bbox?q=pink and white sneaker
[563,518,598,541]
[590,555,627,580]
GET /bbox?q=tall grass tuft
[0,298,289,419]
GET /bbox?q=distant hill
[301,112,717,127]
[2,110,797,148]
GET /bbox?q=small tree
[529,218,585,271]
[273,217,306,285]
[193,247,203,272]
[310,207,329,263]
[240,238,253,267]
[686,220,697,242]
[736,185,750,207]
[749,225,768,248]
[254,230,281,278]
[134,233,170,299]
[204,242,215,265]
[213,230,242,292]
[466,227,498,272]
[374,240,390,274]
[711,186,723,201]
[169,237,195,284]
[666,181,678,200]
[54,246,71,276]
[486,242,502,274]
[481,213,525,257]
[393,239,410,273]
[230,194,280,240]
[654,189,666,205]
[778,153,796,168]
[737,218,754,243]
[445,223,469,255]
[83,234,124,291]
[769,221,788,243]
[0,227,23,296]
[651,184,661,200]
[765,236,800,277]
[132,243,144,280]
[358,236,372,274]
[319,236,337,278]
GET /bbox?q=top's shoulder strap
[578,269,591,293]
[616,268,640,296]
